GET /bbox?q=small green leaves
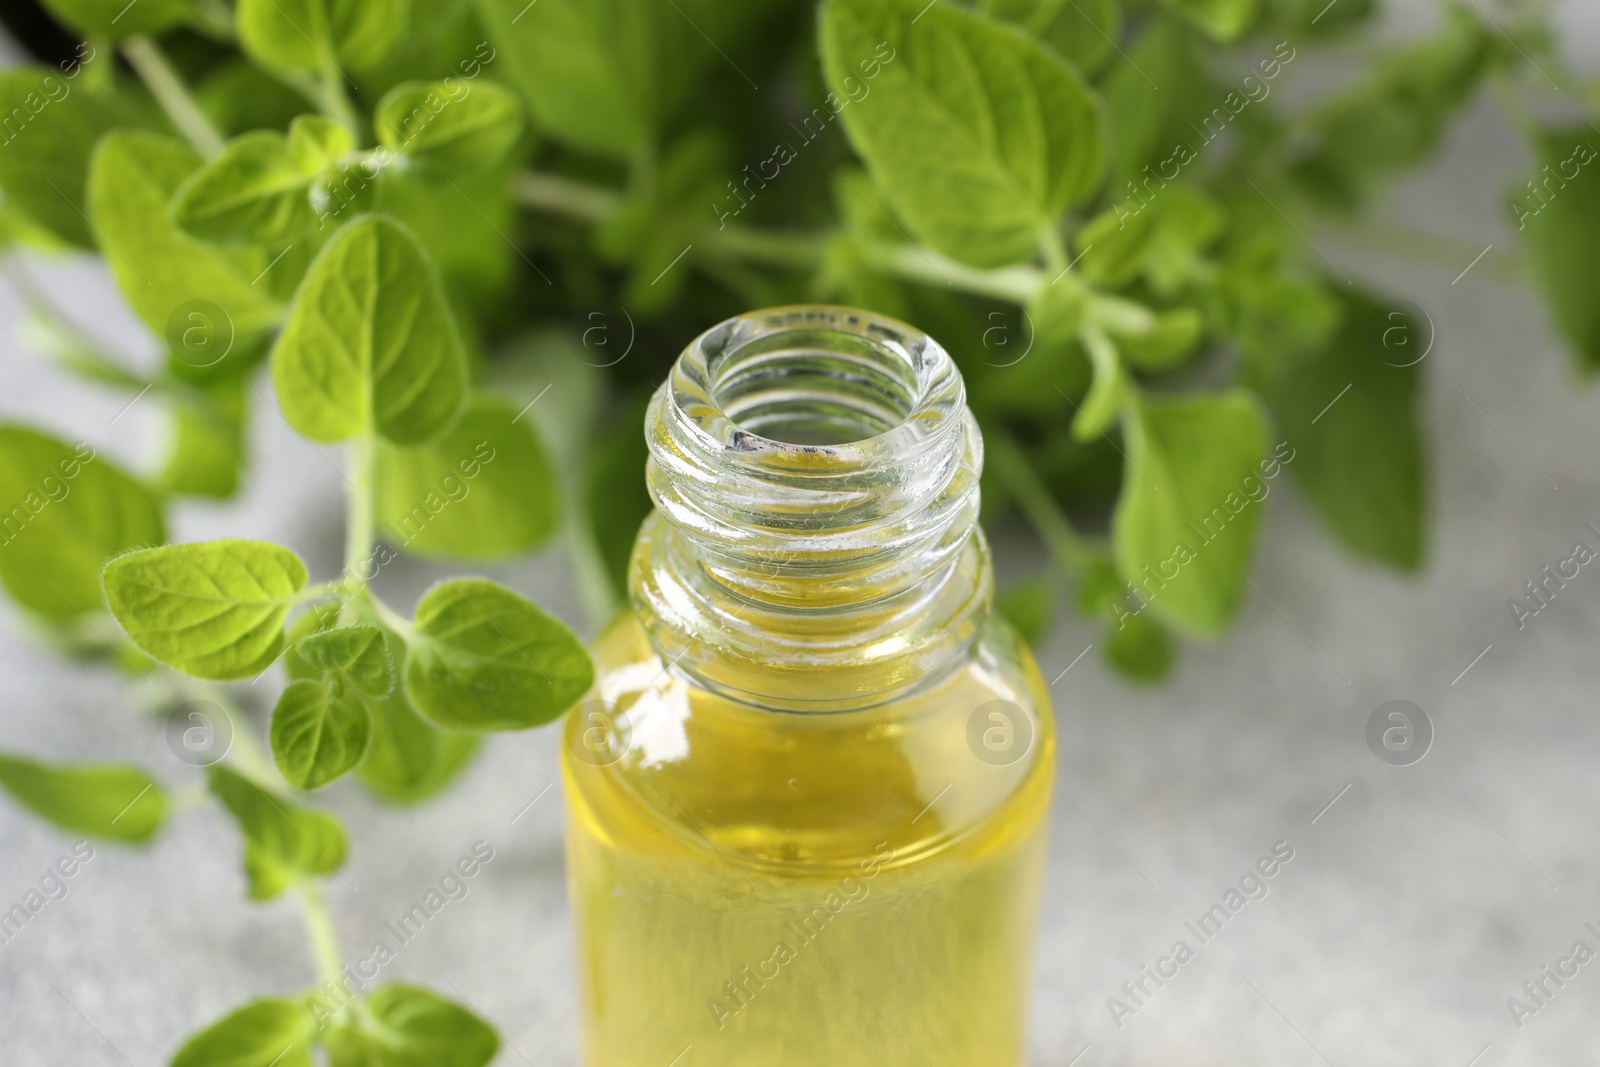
[375,396,559,559]
[289,115,353,172]
[821,0,1105,268]
[171,998,314,1067]
[40,0,194,37]
[0,752,166,843]
[208,764,347,897]
[273,627,390,789]
[403,578,593,731]
[355,629,480,803]
[171,131,320,245]
[376,81,525,175]
[323,984,498,1067]
[0,427,164,620]
[87,131,284,339]
[1112,391,1268,636]
[271,215,468,445]
[270,680,372,791]
[298,625,393,695]
[102,539,309,680]
[236,0,407,74]
[1519,128,1600,374]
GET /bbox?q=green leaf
[1160,0,1257,41]
[0,752,166,843]
[0,427,164,620]
[0,67,143,248]
[271,215,469,444]
[1519,129,1600,374]
[1112,391,1268,635]
[236,0,408,73]
[289,114,353,171]
[820,0,1105,268]
[297,624,394,695]
[1253,290,1426,569]
[980,0,1118,75]
[323,984,497,1067]
[171,998,314,1067]
[101,539,310,680]
[1104,612,1175,681]
[1075,206,1159,289]
[39,0,194,37]
[170,131,320,245]
[476,0,754,158]
[375,395,558,559]
[87,131,284,338]
[286,607,479,803]
[207,764,347,896]
[1118,308,1204,370]
[375,80,524,174]
[996,579,1054,645]
[404,578,593,731]
[270,679,372,790]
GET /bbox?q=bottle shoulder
[562,612,1055,875]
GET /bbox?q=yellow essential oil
[561,307,1054,1067]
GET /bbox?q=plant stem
[986,426,1094,572]
[858,242,1042,303]
[509,168,1047,304]
[295,880,347,991]
[511,170,622,223]
[121,37,225,158]
[318,64,362,143]
[344,434,375,597]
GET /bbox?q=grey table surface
[3,6,1600,1065]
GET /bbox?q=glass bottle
[561,306,1055,1067]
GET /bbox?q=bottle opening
[638,306,990,709]
[705,326,923,447]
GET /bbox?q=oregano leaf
[403,578,593,731]
[170,130,319,245]
[1112,391,1268,635]
[0,426,164,621]
[0,751,167,843]
[270,679,372,790]
[207,764,348,895]
[87,131,283,340]
[270,215,469,445]
[297,624,394,695]
[820,0,1106,268]
[101,539,310,680]
[171,998,315,1067]
[236,0,408,74]
[322,984,497,1067]
[375,80,525,175]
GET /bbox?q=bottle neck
[630,306,991,712]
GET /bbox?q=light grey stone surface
[2,7,1599,1066]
